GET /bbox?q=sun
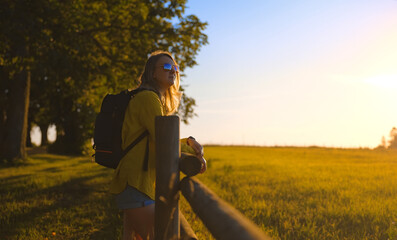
[364,74,397,88]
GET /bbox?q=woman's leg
[122,204,155,240]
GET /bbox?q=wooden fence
[154,116,272,240]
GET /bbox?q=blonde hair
[137,50,182,115]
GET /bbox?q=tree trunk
[26,121,32,147]
[0,108,4,152]
[0,66,8,153]
[61,117,81,155]
[39,124,48,146]
[49,117,85,155]
[1,69,31,161]
[0,99,5,153]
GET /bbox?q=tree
[0,0,57,161]
[375,136,387,150]
[1,0,208,159]
[388,127,397,149]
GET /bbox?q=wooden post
[180,177,273,240]
[155,116,180,240]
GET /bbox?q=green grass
[1,147,397,239]
[0,154,121,239]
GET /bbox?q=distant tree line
[0,0,208,162]
[377,127,397,150]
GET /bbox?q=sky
[32,0,397,148]
[179,0,397,148]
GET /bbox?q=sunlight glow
[364,74,397,89]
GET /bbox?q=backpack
[92,88,153,169]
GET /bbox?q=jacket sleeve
[137,91,164,141]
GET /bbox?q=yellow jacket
[109,90,193,199]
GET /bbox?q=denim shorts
[115,185,155,210]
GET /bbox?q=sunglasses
[159,63,179,73]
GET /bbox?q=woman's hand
[187,137,203,157]
[187,137,207,173]
[198,156,207,174]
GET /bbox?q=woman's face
[153,55,178,92]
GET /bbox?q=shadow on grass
[0,174,32,182]
[0,153,70,169]
[1,171,121,239]
[0,158,33,169]
[37,167,63,173]
[30,154,75,163]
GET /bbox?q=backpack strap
[128,87,158,98]
[143,136,149,171]
[120,130,149,168]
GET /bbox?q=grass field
[1,146,397,239]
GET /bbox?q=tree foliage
[376,127,397,150]
[388,127,397,149]
[0,0,208,158]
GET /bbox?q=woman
[110,50,207,240]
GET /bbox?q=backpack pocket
[94,149,119,169]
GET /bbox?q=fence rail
[155,116,272,240]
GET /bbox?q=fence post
[155,115,180,240]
